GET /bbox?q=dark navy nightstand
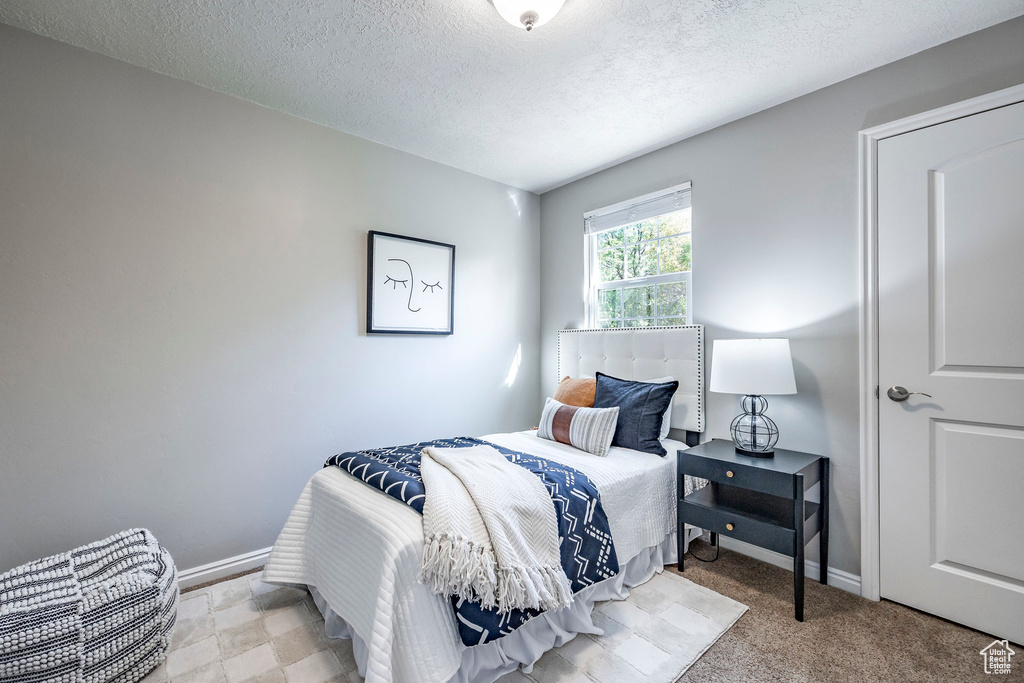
[677,439,830,621]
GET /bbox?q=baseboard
[178,537,862,595]
[177,547,273,590]
[717,537,862,596]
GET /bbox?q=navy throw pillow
[593,372,679,456]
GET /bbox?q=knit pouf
[0,529,178,683]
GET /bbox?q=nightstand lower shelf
[680,485,820,557]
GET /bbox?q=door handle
[887,386,932,402]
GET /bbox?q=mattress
[262,430,700,683]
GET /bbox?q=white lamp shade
[492,0,566,29]
[709,339,797,396]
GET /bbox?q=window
[585,183,692,328]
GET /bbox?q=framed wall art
[367,231,455,335]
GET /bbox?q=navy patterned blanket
[325,437,619,646]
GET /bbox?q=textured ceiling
[1,1,1022,193]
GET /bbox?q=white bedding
[262,431,695,683]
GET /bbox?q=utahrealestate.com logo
[980,640,1015,675]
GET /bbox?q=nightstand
[677,439,829,621]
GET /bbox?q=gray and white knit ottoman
[0,529,178,683]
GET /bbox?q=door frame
[858,83,1024,601]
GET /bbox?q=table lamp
[709,338,797,457]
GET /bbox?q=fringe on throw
[421,533,573,614]
[421,533,499,607]
[495,563,573,613]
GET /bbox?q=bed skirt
[308,527,701,683]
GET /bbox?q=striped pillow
[537,397,619,457]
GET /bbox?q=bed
[263,326,706,683]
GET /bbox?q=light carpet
[141,568,746,683]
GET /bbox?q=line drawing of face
[386,258,419,312]
[372,234,451,332]
[384,257,443,314]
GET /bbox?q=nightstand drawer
[678,451,793,498]
[679,499,796,556]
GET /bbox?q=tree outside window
[589,208,691,328]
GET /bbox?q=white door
[878,98,1024,644]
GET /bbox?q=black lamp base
[734,444,776,458]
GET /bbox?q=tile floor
[143,574,359,683]
[142,569,745,683]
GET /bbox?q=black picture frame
[367,230,455,335]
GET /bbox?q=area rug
[142,569,746,683]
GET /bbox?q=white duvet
[262,431,688,683]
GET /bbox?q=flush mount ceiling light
[491,0,566,31]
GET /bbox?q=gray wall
[539,16,1024,578]
[0,25,540,572]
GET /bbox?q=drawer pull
[726,523,735,531]
[726,470,734,478]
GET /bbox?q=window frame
[583,183,692,329]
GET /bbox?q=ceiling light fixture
[491,0,566,31]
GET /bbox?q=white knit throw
[419,444,573,614]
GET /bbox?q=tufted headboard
[557,326,705,443]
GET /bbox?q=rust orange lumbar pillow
[553,376,596,408]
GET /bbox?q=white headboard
[557,326,705,435]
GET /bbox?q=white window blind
[584,182,691,235]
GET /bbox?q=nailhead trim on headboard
[556,325,705,435]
